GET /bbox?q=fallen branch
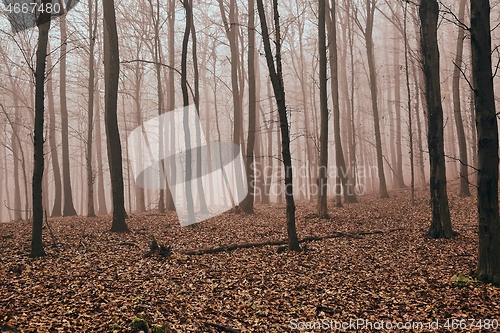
[203,322,241,333]
[181,229,402,255]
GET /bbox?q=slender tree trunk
[257,0,300,251]
[327,0,357,204]
[103,0,129,231]
[166,0,176,211]
[317,0,329,216]
[60,16,77,216]
[453,0,471,197]
[403,0,414,204]
[365,0,389,198]
[12,105,22,221]
[181,0,196,224]
[31,0,52,257]
[46,48,62,217]
[420,0,454,238]
[393,19,406,188]
[240,0,257,213]
[471,0,500,285]
[87,0,97,217]
[94,82,108,215]
[412,58,427,190]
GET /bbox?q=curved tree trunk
[103,0,129,232]
[452,0,471,198]
[257,0,300,251]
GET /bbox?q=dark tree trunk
[31,0,52,258]
[419,0,454,238]
[471,0,500,285]
[257,0,300,251]
[103,0,129,232]
[453,0,471,198]
[181,0,196,225]
[166,0,176,212]
[316,0,329,216]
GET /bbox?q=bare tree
[103,0,129,232]
[452,0,471,198]
[31,0,53,257]
[59,12,77,216]
[317,0,329,217]
[354,0,389,198]
[419,0,453,238]
[257,0,300,251]
[327,0,357,204]
[86,0,98,217]
[240,0,257,214]
[471,0,500,284]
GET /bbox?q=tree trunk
[365,0,389,198]
[412,58,427,190]
[240,0,257,214]
[471,0,500,285]
[46,48,62,217]
[403,0,415,204]
[316,0,329,216]
[453,0,471,197]
[94,81,108,215]
[166,0,176,212]
[393,20,406,189]
[327,0,357,204]
[419,0,454,238]
[181,0,196,225]
[103,0,129,232]
[31,0,52,257]
[257,0,300,251]
[60,16,77,216]
[87,0,97,217]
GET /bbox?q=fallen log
[180,229,402,255]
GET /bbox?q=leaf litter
[0,186,498,332]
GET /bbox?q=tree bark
[46,48,62,217]
[327,0,357,204]
[240,0,257,214]
[60,16,77,216]
[364,0,389,198]
[257,0,300,251]
[453,0,471,198]
[87,0,97,217]
[316,0,329,216]
[31,0,52,257]
[419,0,454,238]
[471,0,500,285]
[103,0,129,232]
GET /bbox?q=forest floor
[1,185,499,332]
